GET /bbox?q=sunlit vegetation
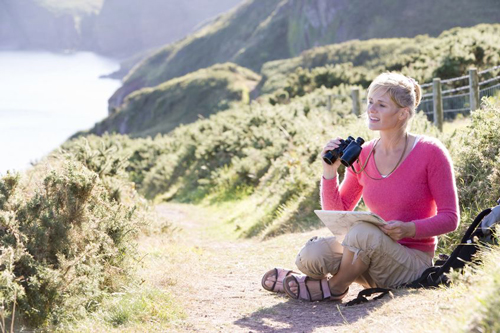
[261,24,500,98]
[71,25,500,248]
[85,63,260,137]
[0,140,173,328]
[100,24,500,137]
[66,88,445,239]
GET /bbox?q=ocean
[0,51,121,174]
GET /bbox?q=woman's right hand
[322,137,343,179]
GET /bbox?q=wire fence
[416,66,500,122]
[419,98,433,115]
[317,65,500,124]
[480,82,500,99]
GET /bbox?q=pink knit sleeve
[321,168,363,211]
[412,143,459,238]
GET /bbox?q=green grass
[72,94,500,254]
[71,87,447,241]
[443,114,471,134]
[88,63,260,137]
[260,24,500,96]
[434,241,500,332]
[0,138,164,328]
[56,286,184,332]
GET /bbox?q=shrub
[455,97,500,210]
[441,97,500,253]
[0,140,152,327]
[260,24,500,95]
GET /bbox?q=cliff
[85,63,260,137]
[109,0,500,109]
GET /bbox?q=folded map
[314,210,387,236]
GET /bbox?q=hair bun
[412,79,422,107]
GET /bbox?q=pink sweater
[321,135,459,253]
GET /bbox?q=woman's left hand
[379,221,416,241]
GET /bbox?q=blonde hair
[367,72,422,117]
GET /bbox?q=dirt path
[138,203,457,332]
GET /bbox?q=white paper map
[314,210,387,236]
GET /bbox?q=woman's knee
[295,236,342,279]
[343,222,385,251]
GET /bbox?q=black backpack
[346,200,500,306]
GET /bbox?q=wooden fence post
[351,88,361,116]
[469,68,480,112]
[433,78,443,131]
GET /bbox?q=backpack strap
[344,288,392,306]
[434,207,492,278]
[402,266,447,289]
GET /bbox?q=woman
[261,72,459,301]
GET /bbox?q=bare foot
[287,278,299,295]
[263,273,277,290]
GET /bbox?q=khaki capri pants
[295,222,433,288]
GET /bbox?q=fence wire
[479,65,500,75]
[329,66,500,118]
[479,76,500,87]
[418,98,433,115]
[480,83,500,99]
[416,69,499,120]
[442,74,469,84]
[443,93,470,115]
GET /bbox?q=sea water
[0,51,121,174]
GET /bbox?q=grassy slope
[51,99,500,333]
[87,63,260,137]
[260,24,500,95]
[110,0,500,107]
[76,24,500,244]
[71,88,443,241]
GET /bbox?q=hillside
[109,0,500,108]
[85,63,260,137]
[260,24,500,96]
[6,90,500,330]
[70,21,500,242]
[94,24,500,141]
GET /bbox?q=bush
[455,97,500,210]
[0,140,152,328]
[260,24,500,95]
[82,86,442,239]
[441,97,500,253]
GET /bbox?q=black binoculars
[323,136,365,167]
